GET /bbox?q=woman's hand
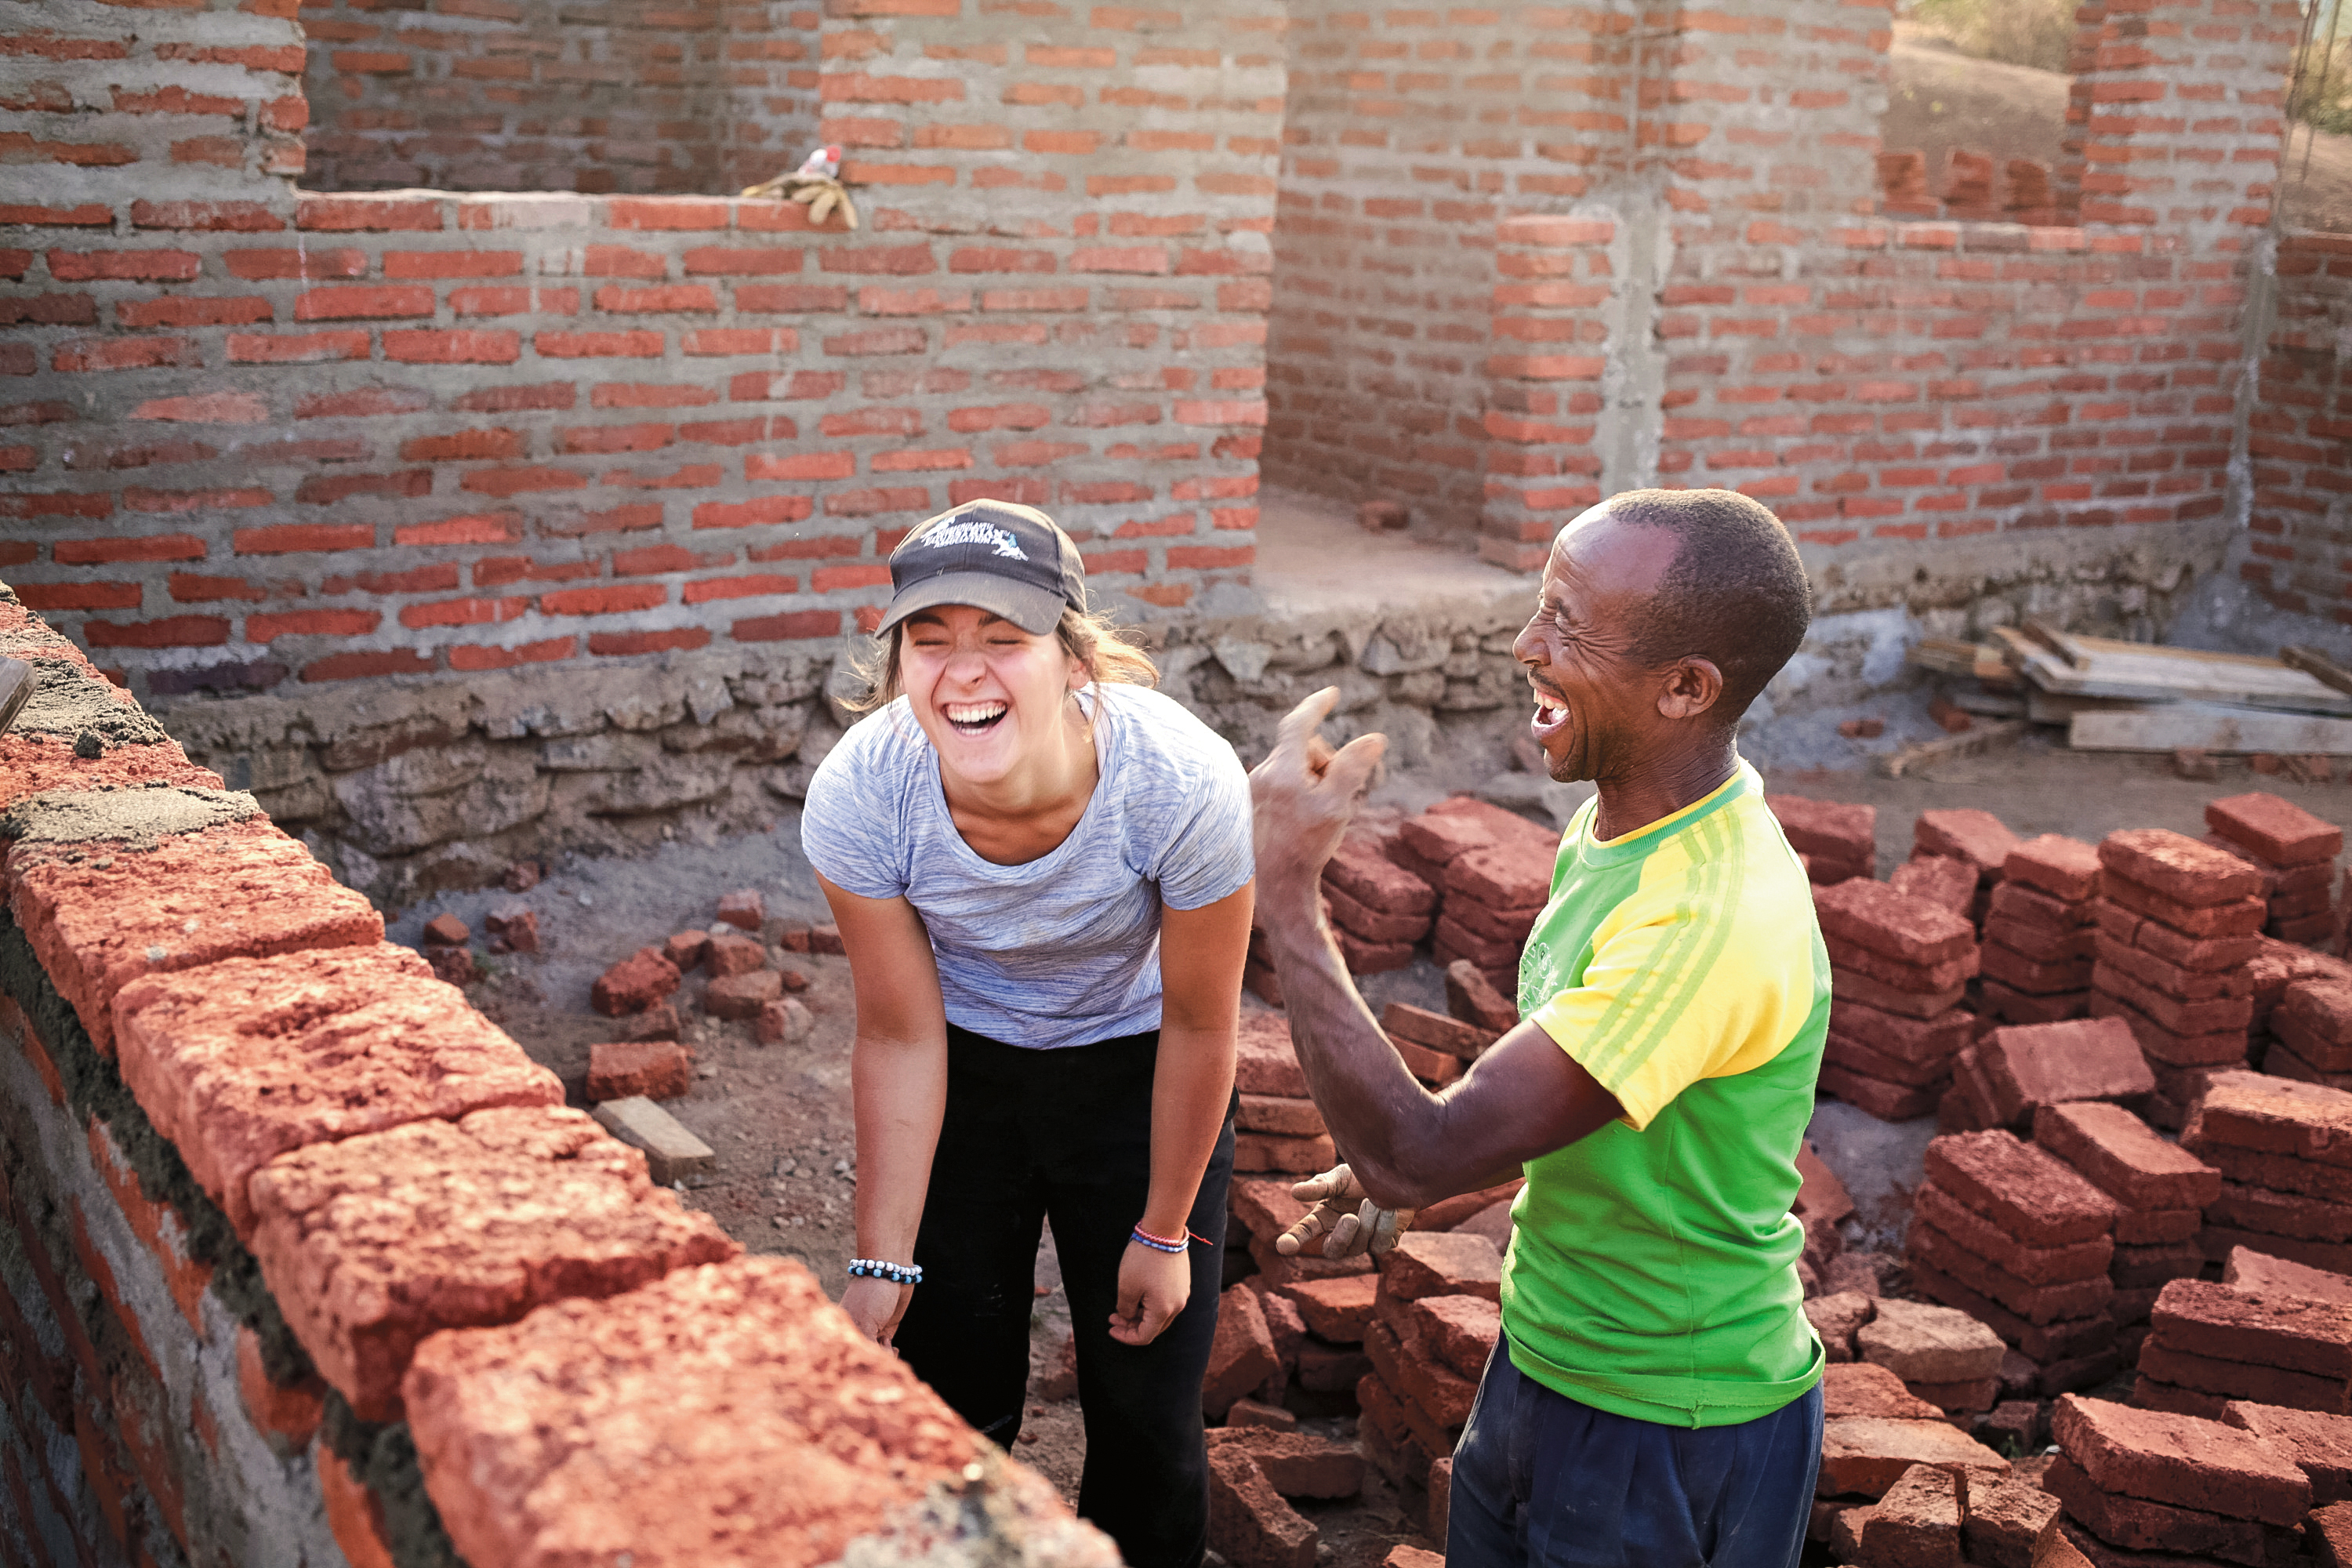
[1108,1241,1192,1346]
[842,1276,913,1347]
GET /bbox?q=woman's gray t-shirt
[799,684,1254,1050]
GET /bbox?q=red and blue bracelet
[1131,1224,1213,1254]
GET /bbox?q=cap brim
[873,572,1068,637]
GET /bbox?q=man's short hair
[1607,488,1812,719]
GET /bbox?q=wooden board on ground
[2025,689,2146,726]
[2013,641,2352,716]
[2067,702,2352,755]
[1878,719,2027,777]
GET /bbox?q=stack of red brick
[2241,937,2352,1074]
[1359,1230,1504,1529]
[1945,1017,2153,1136]
[1390,798,1560,996]
[1912,808,2019,931]
[1234,1012,1342,1177]
[1320,820,1439,978]
[2205,792,2343,947]
[2091,829,2264,1127]
[1822,1453,2069,1567]
[1907,1131,2123,1397]
[2133,1268,2352,1422]
[2182,1071,2352,1277]
[1809,1363,2022,1560]
[1815,880,1980,1120]
[2034,1099,2218,1361]
[1979,835,2102,1025]
[2044,1394,2313,1565]
[2270,976,2352,1091]
[1767,794,1876,884]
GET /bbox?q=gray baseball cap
[876,500,1088,637]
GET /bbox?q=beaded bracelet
[1130,1225,1189,1254]
[848,1258,922,1285]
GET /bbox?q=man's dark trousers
[1447,1338,1824,1568]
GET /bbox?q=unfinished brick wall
[2244,231,2352,622]
[298,0,819,196]
[0,585,1108,1567]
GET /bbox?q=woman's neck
[938,689,1098,829]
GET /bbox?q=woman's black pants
[893,1023,1236,1568]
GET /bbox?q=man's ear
[1655,656,1724,720]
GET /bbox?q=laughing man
[1248,488,1829,1568]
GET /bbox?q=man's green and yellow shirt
[1503,760,1828,1428]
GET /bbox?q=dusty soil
[385,695,2352,1555]
[1885,27,2352,234]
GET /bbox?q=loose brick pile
[1914,808,2021,931]
[2270,975,2352,1093]
[2134,1274,2352,1421]
[2206,793,2344,948]
[1980,835,2102,1025]
[2034,1100,2219,1359]
[1398,798,1559,998]
[1816,878,1982,1120]
[1810,1363,2015,1556]
[1907,1131,2124,1397]
[2045,1395,2313,1566]
[1769,795,1878,886]
[1820,1453,2063,1568]
[1359,1230,1502,1528]
[2183,1072,2352,1277]
[2092,829,2267,1128]
[1319,820,1439,979]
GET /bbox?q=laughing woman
[800,500,1255,1568]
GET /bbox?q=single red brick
[111,943,562,1234]
[250,1105,738,1421]
[2187,1071,2352,1170]
[1806,1291,1872,1364]
[2222,1400,2352,1502]
[1890,855,1976,916]
[2034,1101,2219,1210]
[1916,808,2019,881]
[1962,1478,2062,1568]
[2274,1016,2352,1077]
[1280,1275,1377,1344]
[1381,1003,1494,1062]
[1991,880,2100,928]
[1815,879,1977,967]
[2115,1207,2202,1246]
[6,808,383,1056]
[1380,1231,1501,1303]
[2100,873,2266,939]
[1203,1428,1363,1500]
[1207,1446,1316,1568]
[1831,966,1968,1021]
[1855,1295,2007,1384]
[1237,1094,1325,1139]
[235,1323,323,1454]
[1827,1032,1955,1090]
[1823,1362,1942,1420]
[1927,1130,2124,1245]
[1826,935,1980,996]
[1966,1020,2155,1131]
[2096,902,2263,971]
[1365,1316,1479,1432]
[2101,829,2264,909]
[1817,1417,2010,1499]
[703,932,764,977]
[586,1040,692,1102]
[1766,794,1876,869]
[1862,1463,1962,1566]
[1820,1061,1944,1121]
[2051,1394,2310,1527]
[1235,1013,1308,1098]
[482,903,537,956]
[590,946,681,1016]
[1204,1285,1281,1420]
[1235,1131,1337,1175]
[2287,980,2352,1052]
[1445,844,1549,910]
[2208,793,2344,868]
[2005,833,2103,903]
[2093,931,2245,1000]
[1403,1293,1499,1381]
[2151,1276,2352,1379]
[714,889,763,932]
[2137,1336,2348,1414]
[1323,837,1437,917]
[706,970,782,1019]
[421,913,469,947]
[402,1257,987,1566]
[1446,960,1517,1033]
[2223,1247,2352,1304]
[663,929,710,972]
[1980,942,2092,997]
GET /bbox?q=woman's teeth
[945,702,1007,734]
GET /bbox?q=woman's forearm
[851,1032,949,1261]
[1141,1023,1236,1240]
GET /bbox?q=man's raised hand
[1248,688,1387,895]
[1276,1163,1414,1259]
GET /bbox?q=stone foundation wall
[0,584,1106,1568]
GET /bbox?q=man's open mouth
[945,701,1007,736]
[1531,688,1571,742]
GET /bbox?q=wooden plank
[2282,644,2352,699]
[2016,648,2352,715]
[2067,703,2352,755]
[1908,637,1987,676]
[2022,618,2084,666]
[2069,633,2288,670]
[1878,719,2027,778]
[2025,689,2145,725]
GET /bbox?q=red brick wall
[2245,230,2352,622]
[298,0,820,196]
[1,189,1270,703]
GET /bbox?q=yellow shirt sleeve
[1526,821,1822,1131]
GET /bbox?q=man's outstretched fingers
[1269,688,1344,775]
[1321,731,1387,804]
[1275,1204,1330,1257]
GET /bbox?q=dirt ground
[1885,27,2352,234]
[383,698,2352,1559]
